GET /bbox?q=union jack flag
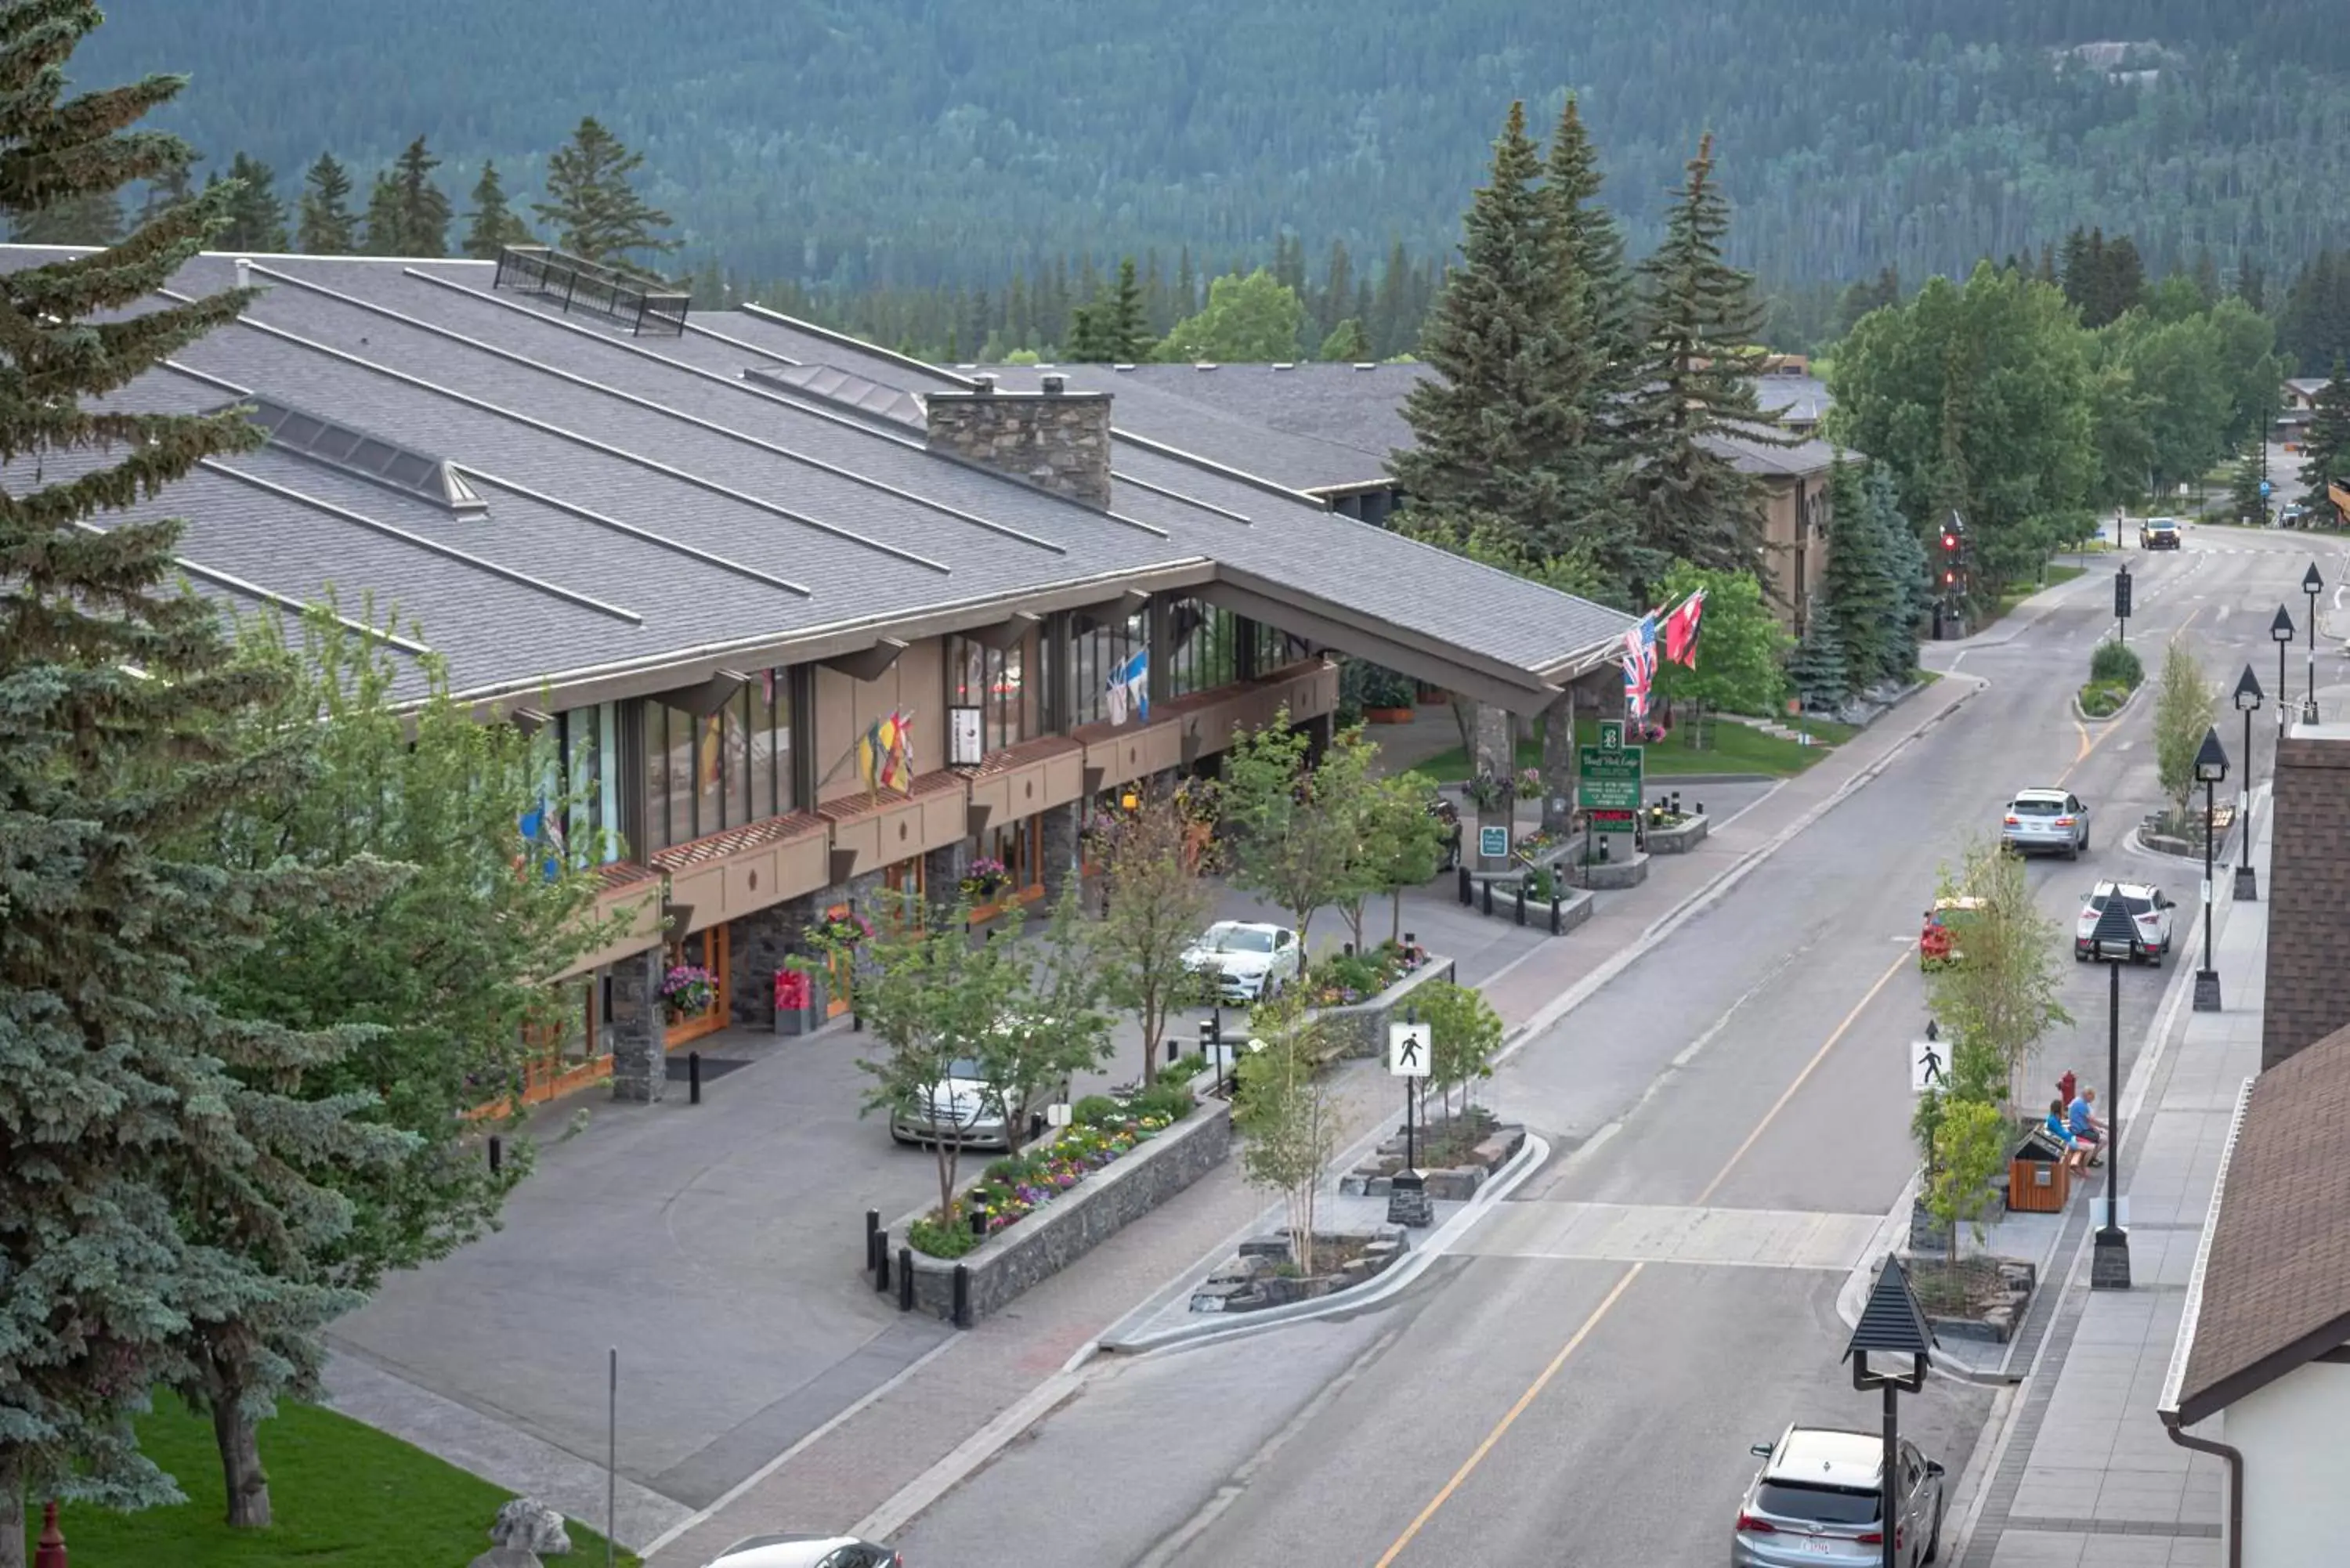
[1621,614,1659,724]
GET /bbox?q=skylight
[217,396,488,515]
[742,363,925,428]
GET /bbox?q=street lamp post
[2087,897,2141,1288]
[2272,605,2297,735]
[1843,1260,1933,1568]
[2302,561,2325,725]
[2193,727,2229,1014]
[2233,666,2263,901]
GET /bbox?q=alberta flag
[1107,647,1149,726]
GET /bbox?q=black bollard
[1457,865,1472,906]
[952,1263,973,1328]
[688,1050,702,1105]
[853,1011,863,1033]
[1481,878,1494,916]
[1696,801,1705,818]
[1550,893,1563,934]
[970,1205,989,1238]
[866,1209,882,1275]
[874,1233,891,1293]
[488,1135,503,1176]
[1514,883,1527,926]
[896,1247,914,1312]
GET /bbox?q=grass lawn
[1412,712,1858,782]
[31,1395,638,1568]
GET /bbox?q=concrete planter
[1311,956,1456,1062]
[1461,876,1594,936]
[1188,1227,1412,1314]
[1571,848,1648,891]
[888,1100,1233,1326]
[1918,1257,2036,1345]
[1642,814,1708,854]
[1340,1120,1528,1200]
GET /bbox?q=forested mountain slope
[81,0,2350,289]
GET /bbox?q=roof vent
[212,395,486,515]
[1354,363,1377,371]
[1040,372,1068,396]
[955,363,980,371]
[1195,362,1218,371]
[233,257,254,287]
[1112,363,1136,372]
[1271,362,1296,371]
[972,373,998,396]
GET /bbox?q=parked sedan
[1181,920,1302,1003]
[2075,880,2175,964]
[888,1027,1068,1150]
[2001,788,2090,858]
[1734,1425,1944,1566]
[699,1534,900,1568]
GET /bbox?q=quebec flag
[1106,647,1149,726]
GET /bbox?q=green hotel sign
[1578,719,1643,830]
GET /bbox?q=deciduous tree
[1338,768,1448,949]
[1156,266,1303,362]
[2153,638,2217,825]
[1925,840,2071,1111]
[1216,710,1375,958]
[1652,562,1790,724]
[1232,988,1338,1276]
[989,891,1113,1153]
[1090,788,1216,1084]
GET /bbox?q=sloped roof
[2171,1022,2350,1425]
[1,247,1630,710]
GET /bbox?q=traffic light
[1939,512,1966,598]
[2114,565,2133,620]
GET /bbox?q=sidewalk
[1945,784,2273,1567]
[641,674,1979,1564]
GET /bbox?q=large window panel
[1169,601,1236,697]
[1071,611,1145,727]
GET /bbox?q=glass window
[1071,611,1145,727]
[949,634,1036,756]
[748,670,790,819]
[636,674,796,854]
[1169,601,1237,696]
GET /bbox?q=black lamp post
[2272,604,2296,735]
[2193,727,2229,1014]
[2302,561,2326,724]
[1842,1259,1934,1568]
[2233,666,2262,901]
[2087,897,2140,1289]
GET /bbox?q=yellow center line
[2059,603,2205,788]
[1369,1263,1645,1568]
[1368,944,1917,1564]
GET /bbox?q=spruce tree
[9,189,120,244]
[295,150,356,255]
[136,154,193,226]
[215,150,287,251]
[360,168,403,255]
[1820,458,1907,690]
[389,134,452,257]
[0,3,389,1549]
[1867,463,1931,676]
[531,116,674,269]
[1618,132,1788,599]
[1544,96,1635,364]
[1786,600,1849,707]
[1394,102,1615,578]
[2301,356,2350,504]
[1106,256,1152,360]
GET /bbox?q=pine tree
[0,4,392,1550]
[530,116,675,269]
[361,168,403,255]
[1820,459,1894,690]
[1618,132,1787,599]
[1368,237,1412,356]
[1545,96,1635,363]
[216,151,287,251]
[2102,234,2146,320]
[1392,103,1616,578]
[1104,256,1152,360]
[1786,600,1849,707]
[2229,439,2270,524]
[388,135,451,257]
[295,151,356,255]
[9,189,120,244]
[461,159,531,259]
[2301,357,2350,505]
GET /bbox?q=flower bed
[1311,954,1458,1063]
[1304,938,1426,1007]
[906,1086,1195,1259]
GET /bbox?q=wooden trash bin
[2006,1127,2071,1214]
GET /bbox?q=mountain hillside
[81,0,2350,288]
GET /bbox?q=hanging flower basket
[960,856,1012,902]
[1516,767,1545,801]
[813,911,874,948]
[1462,771,1511,812]
[660,964,717,1017]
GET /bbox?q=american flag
[1621,614,1659,724]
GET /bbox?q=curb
[2068,681,2142,724]
[1491,674,1988,1067]
[1098,1131,1553,1357]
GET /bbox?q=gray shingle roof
[6,247,1630,706]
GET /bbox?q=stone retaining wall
[1571,850,1648,891]
[1459,879,1595,936]
[1315,957,1456,1061]
[891,1100,1231,1325]
[1642,815,1709,854]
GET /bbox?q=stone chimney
[924,375,1114,509]
[2263,728,2350,1070]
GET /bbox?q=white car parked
[1181,920,1301,1004]
[2074,881,2175,965]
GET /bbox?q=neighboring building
[6,244,1632,1107]
[2162,1021,2350,1568]
[2260,727,2350,1071]
[2275,377,2330,449]
[995,359,1847,630]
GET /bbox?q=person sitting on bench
[2044,1098,2088,1176]
[2067,1086,2106,1169]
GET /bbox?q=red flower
[773,970,812,1010]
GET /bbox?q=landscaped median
[2075,636,2144,719]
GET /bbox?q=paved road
[890,528,2334,1568]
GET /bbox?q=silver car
[888,1050,1067,1150]
[2001,788,2089,858]
[1734,1425,1944,1566]
[1180,920,1302,1004]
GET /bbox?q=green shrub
[1071,1094,1124,1127]
[909,1213,981,1259]
[2089,640,2143,689]
[1324,949,1385,995]
[1132,1080,1196,1122]
[2077,681,2127,718]
[1164,1052,1209,1082]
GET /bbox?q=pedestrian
[2045,1097,2088,1176]
[2068,1086,2106,1169]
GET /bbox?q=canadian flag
[1661,588,1707,669]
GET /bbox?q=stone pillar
[1040,801,1083,904]
[728,898,815,1028]
[1473,703,1513,779]
[924,840,970,915]
[607,948,667,1104]
[1540,693,1576,836]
